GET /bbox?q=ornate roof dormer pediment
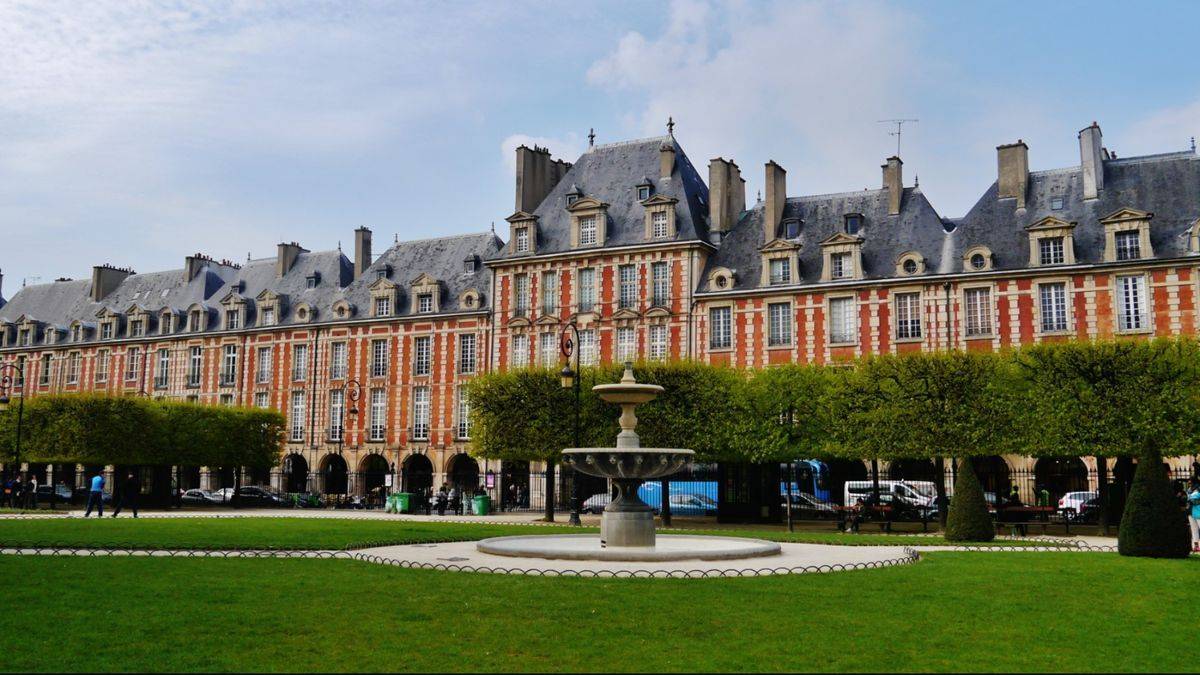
[565,196,608,213]
[218,291,246,306]
[256,289,281,302]
[759,238,802,253]
[818,232,864,247]
[611,307,640,322]
[368,276,399,292]
[505,210,539,224]
[1099,207,1153,224]
[639,193,677,208]
[1026,215,1077,232]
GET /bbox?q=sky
[1,0,1198,294]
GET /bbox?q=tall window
[649,324,667,361]
[456,386,471,440]
[541,271,558,314]
[225,309,240,330]
[515,226,529,253]
[130,319,145,337]
[514,274,529,316]
[369,388,387,441]
[512,334,529,368]
[769,258,792,285]
[579,216,597,246]
[1117,275,1147,331]
[1038,237,1065,265]
[540,332,557,367]
[292,344,308,381]
[1115,231,1141,261]
[101,322,114,340]
[374,296,392,317]
[39,354,51,386]
[66,352,80,384]
[290,391,306,442]
[1039,282,1068,332]
[328,389,345,441]
[95,350,109,383]
[330,342,347,379]
[618,264,637,309]
[372,339,391,378]
[125,347,141,381]
[829,297,857,344]
[651,262,670,306]
[220,345,238,386]
[831,252,852,280]
[261,307,275,327]
[709,307,732,349]
[578,329,597,366]
[256,346,272,384]
[651,211,668,239]
[417,294,433,314]
[616,327,636,362]
[188,346,202,387]
[154,348,169,389]
[412,336,430,376]
[254,392,269,409]
[964,288,993,337]
[411,386,430,440]
[189,310,203,332]
[768,302,792,346]
[458,333,476,374]
[578,268,596,312]
[894,292,922,340]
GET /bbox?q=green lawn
[0,516,1048,549]
[0,552,1193,672]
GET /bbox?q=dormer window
[1101,208,1153,263]
[971,253,987,270]
[417,293,433,313]
[130,319,145,338]
[637,185,652,201]
[225,309,241,330]
[844,214,863,235]
[768,258,792,285]
[782,218,801,240]
[819,232,864,282]
[306,273,320,289]
[160,313,172,334]
[1050,197,1065,211]
[375,296,392,317]
[515,227,530,253]
[1026,216,1077,267]
[1038,237,1065,265]
[463,256,478,273]
[895,252,925,277]
[70,325,81,343]
[566,194,579,206]
[261,307,275,326]
[579,216,597,246]
[831,252,852,279]
[651,212,668,239]
[101,322,114,340]
[566,184,583,207]
[189,310,203,332]
[1115,231,1140,261]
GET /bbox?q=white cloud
[1124,99,1200,157]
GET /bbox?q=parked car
[782,491,837,517]
[71,487,113,505]
[1058,491,1098,517]
[35,484,74,504]
[665,493,717,516]
[232,486,286,508]
[844,480,937,510]
[209,487,236,504]
[180,489,219,506]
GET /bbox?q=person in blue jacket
[83,471,106,518]
[1187,480,1200,553]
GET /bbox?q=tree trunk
[544,460,556,522]
[935,456,948,528]
[1097,455,1109,535]
[661,478,672,527]
[232,466,242,509]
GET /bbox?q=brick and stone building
[1,121,1198,504]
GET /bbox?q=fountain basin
[561,448,694,481]
[476,534,782,562]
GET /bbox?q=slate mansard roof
[510,135,711,256]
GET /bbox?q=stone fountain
[476,364,780,562]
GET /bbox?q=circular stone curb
[476,533,782,561]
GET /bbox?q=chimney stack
[0,268,4,304]
[660,141,676,179]
[764,161,787,243]
[882,157,903,215]
[707,158,746,241]
[183,254,211,282]
[997,141,1030,209]
[1079,122,1105,200]
[354,227,373,280]
[514,145,569,213]
[276,242,307,278]
[91,264,133,302]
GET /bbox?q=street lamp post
[337,378,362,500]
[0,362,27,484]
[559,321,583,527]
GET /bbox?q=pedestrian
[435,485,448,516]
[1005,484,1027,536]
[1187,480,1200,553]
[112,471,140,518]
[83,471,106,517]
[27,475,38,509]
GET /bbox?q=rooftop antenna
[1192,137,1196,153]
[878,118,919,157]
[490,221,495,235]
[588,128,595,147]
[667,116,675,136]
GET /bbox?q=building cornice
[485,239,715,268]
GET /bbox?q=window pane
[709,307,731,349]
[830,298,856,344]
[1039,283,1068,332]
[768,302,792,346]
[895,293,922,340]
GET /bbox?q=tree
[1117,451,1191,558]
[738,364,835,463]
[944,458,995,541]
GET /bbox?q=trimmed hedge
[1117,453,1191,558]
[945,459,995,542]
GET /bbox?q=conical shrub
[1118,453,1191,558]
[945,458,995,542]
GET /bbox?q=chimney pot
[882,156,904,215]
[276,242,307,278]
[764,160,787,243]
[659,141,676,179]
[707,158,745,235]
[1079,122,1105,199]
[354,227,373,280]
[996,141,1029,209]
[91,264,132,302]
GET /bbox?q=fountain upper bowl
[592,382,664,405]
[562,448,695,480]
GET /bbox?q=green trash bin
[396,492,411,514]
[472,494,490,517]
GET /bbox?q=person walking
[83,471,106,517]
[1187,481,1200,553]
[112,471,140,518]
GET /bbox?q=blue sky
[1,0,1197,293]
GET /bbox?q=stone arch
[501,460,532,510]
[445,453,480,493]
[970,455,1012,503]
[401,453,434,495]
[1033,456,1089,503]
[888,458,937,483]
[823,458,869,505]
[318,453,348,495]
[358,453,391,497]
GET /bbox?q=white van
[844,480,937,508]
